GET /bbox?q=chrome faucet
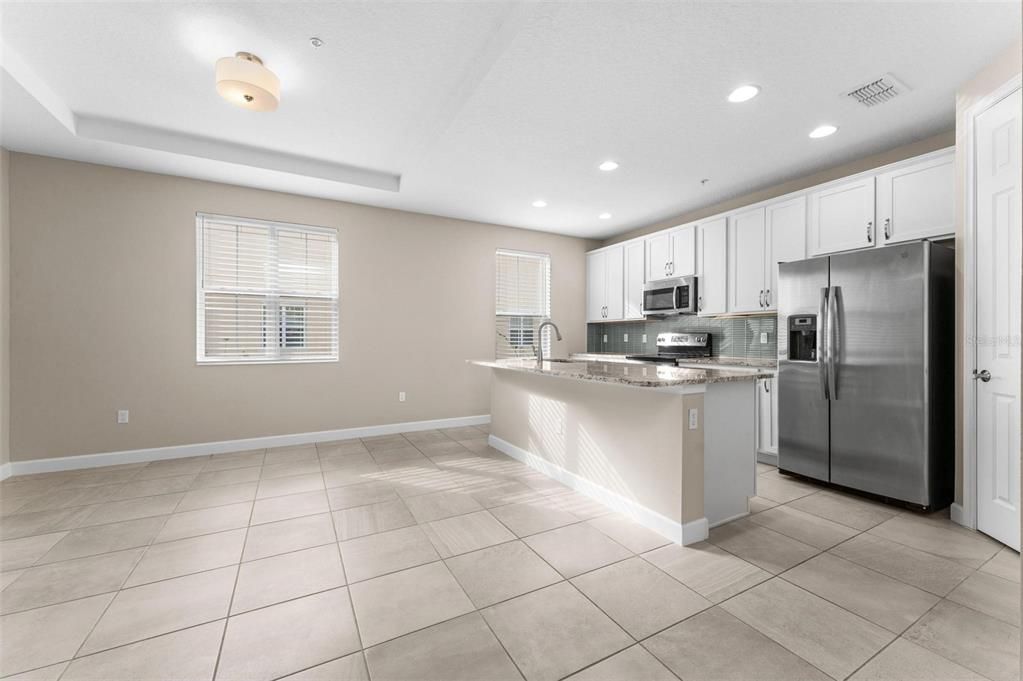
[536,320,563,365]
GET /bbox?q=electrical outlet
[398,392,406,402]
[623,333,629,342]
[117,409,129,424]
[688,408,699,430]
[642,334,647,343]
[760,332,769,344]
[603,334,608,343]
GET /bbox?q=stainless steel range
[626,332,712,364]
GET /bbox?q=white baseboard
[488,434,706,546]
[4,415,491,479]
[756,451,778,467]
[950,502,976,530]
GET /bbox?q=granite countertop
[468,358,772,388]
[568,352,778,370]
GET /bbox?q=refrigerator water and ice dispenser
[788,316,817,362]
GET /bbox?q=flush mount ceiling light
[598,212,612,220]
[809,124,838,138]
[598,160,619,171]
[727,84,760,103]
[532,200,547,208]
[216,52,280,112]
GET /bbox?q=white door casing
[975,86,1022,550]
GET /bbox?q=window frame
[195,212,340,365]
[495,248,552,360]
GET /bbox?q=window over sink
[495,249,551,359]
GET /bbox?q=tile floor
[0,430,1019,681]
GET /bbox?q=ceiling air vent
[844,73,910,107]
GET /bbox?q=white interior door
[976,87,1022,551]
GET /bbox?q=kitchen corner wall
[587,315,777,360]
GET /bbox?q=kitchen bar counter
[567,353,778,370]
[468,358,771,389]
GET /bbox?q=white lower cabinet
[623,240,645,320]
[756,375,778,457]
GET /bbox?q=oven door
[643,285,678,315]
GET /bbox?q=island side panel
[703,381,757,526]
[488,369,701,543]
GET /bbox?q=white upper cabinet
[645,231,672,281]
[586,245,624,322]
[697,218,727,315]
[765,196,807,310]
[808,176,876,255]
[727,207,767,313]
[876,151,954,245]
[645,225,695,280]
[623,240,645,320]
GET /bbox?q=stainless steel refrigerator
[777,241,954,509]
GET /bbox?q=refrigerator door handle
[818,287,829,400]
[828,286,841,400]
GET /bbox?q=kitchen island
[470,357,772,544]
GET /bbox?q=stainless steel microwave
[643,276,697,316]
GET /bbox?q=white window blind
[196,213,339,364]
[495,249,551,359]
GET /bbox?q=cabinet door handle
[867,221,873,243]
[698,296,703,312]
[884,218,891,240]
[765,289,771,307]
[759,290,765,308]
[764,381,770,393]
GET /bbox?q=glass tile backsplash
[587,315,778,360]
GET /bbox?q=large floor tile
[35,516,165,564]
[349,561,474,647]
[154,502,252,543]
[404,489,483,523]
[135,458,208,480]
[524,522,631,578]
[444,540,562,608]
[255,473,326,500]
[321,463,383,489]
[232,544,346,614]
[572,556,710,639]
[0,531,69,570]
[0,506,95,540]
[326,480,398,511]
[250,490,329,525]
[709,518,819,574]
[0,593,114,676]
[830,533,974,596]
[585,514,671,554]
[61,620,224,681]
[748,505,859,549]
[278,653,368,681]
[260,459,322,480]
[904,600,1020,681]
[469,481,547,510]
[191,466,262,489]
[175,483,257,513]
[849,638,987,680]
[16,484,125,514]
[1,661,69,681]
[362,435,412,452]
[869,515,1001,568]
[566,645,677,681]
[1,548,143,614]
[80,566,236,654]
[242,513,335,562]
[201,451,265,472]
[644,607,830,681]
[124,528,246,586]
[80,493,183,526]
[217,588,361,681]
[755,474,819,504]
[720,578,894,680]
[643,541,770,603]
[481,581,631,681]
[340,525,440,582]
[332,499,415,541]
[421,510,515,558]
[980,547,1021,584]
[788,489,897,531]
[947,570,1021,626]
[111,475,196,501]
[781,553,939,633]
[364,612,521,681]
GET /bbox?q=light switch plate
[117,409,129,424]
[688,408,699,430]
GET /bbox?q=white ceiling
[1,2,1019,239]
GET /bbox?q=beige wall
[0,148,9,468]
[9,153,595,462]
[603,130,955,247]
[953,38,1023,506]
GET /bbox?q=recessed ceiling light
[598,213,612,220]
[532,200,547,208]
[809,124,838,139]
[215,52,280,112]
[598,160,619,171]
[727,85,760,103]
